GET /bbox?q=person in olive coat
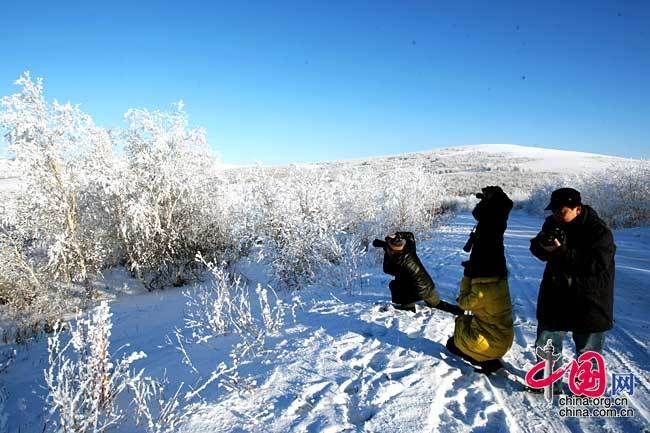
[530,188,615,391]
[446,186,515,374]
[375,231,463,315]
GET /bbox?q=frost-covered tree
[0,72,116,284]
[117,102,220,288]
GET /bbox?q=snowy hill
[440,144,633,173]
[0,143,638,186]
[221,143,645,204]
[223,143,636,174]
[3,211,649,432]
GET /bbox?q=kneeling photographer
[373,231,463,315]
[447,185,514,374]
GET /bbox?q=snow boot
[394,302,416,313]
[428,299,464,316]
[475,359,504,375]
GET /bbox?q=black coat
[463,189,513,278]
[383,232,437,305]
[530,205,616,333]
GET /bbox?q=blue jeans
[534,328,606,393]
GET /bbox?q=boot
[393,302,416,313]
[431,300,465,316]
[476,359,504,375]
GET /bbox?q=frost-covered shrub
[184,255,288,345]
[117,103,220,288]
[1,72,453,303]
[522,162,650,228]
[319,233,368,293]
[0,196,83,343]
[371,164,446,235]
[129,370,201,433]
[45,302,146,433]
[579,163,649,228]
[0,74,230,340]
[0,72,117,284]
[215,164,447,289]
[183,259,294,399]
[45,302,204,433]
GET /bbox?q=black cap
[545,188,582,210]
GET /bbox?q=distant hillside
[1,144,644,198]
[224,144,642,198]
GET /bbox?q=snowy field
[3,210,648,433]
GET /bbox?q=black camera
[537,226,567,247]
[373,232,405,251]
[372,239,388,250]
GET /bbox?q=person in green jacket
[446,186,514,374]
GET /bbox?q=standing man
[530,188,616,391]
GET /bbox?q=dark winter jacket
[530,205,616,333]
[383,232,440,306]
[463,187,513,278]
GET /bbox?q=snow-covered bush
[0,203,83,343]
[129,370,201,433]
[184,256,288,344]
[522,162,650,228]
[579,163,650,228]
[0,73,227,340]
[117,103,220,289]
[183,258,294,399]
[0,72,116,284]
[319,233,368,293]
[215,164,447,289]
[45,302,146,433]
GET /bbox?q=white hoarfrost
[45,302,146,433]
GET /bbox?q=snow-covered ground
[3,210,648,433]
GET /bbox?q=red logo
[525,350,607,398]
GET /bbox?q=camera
[372,239,388,250]
[372,232,405,251]
[537,226,567,247]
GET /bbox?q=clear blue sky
[1,0,648,164]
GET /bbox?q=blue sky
[1,0,648,164]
